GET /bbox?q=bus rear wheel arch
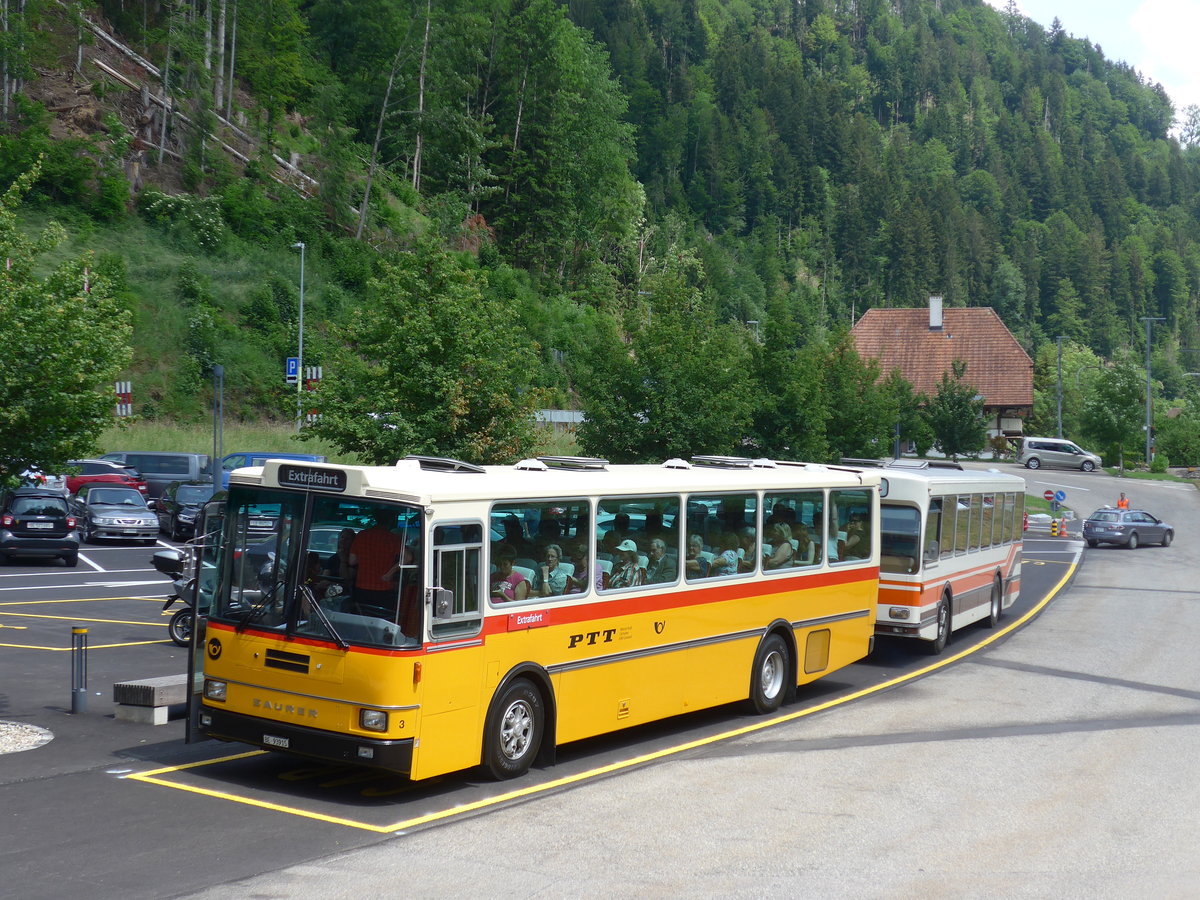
[483,678,545,780]
[749,632,792,714]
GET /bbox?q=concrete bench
[112,674,189,725]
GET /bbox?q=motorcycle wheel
[168,608,193,647]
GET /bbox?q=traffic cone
[1059,517,1068,537]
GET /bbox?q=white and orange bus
[856,460,1024,653]
[194,455,881,780]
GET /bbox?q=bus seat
[513,565,535,582]
[598,559,613,575]
[637,555,648,569]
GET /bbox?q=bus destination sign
[279,464,347,492]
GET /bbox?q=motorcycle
[152,546,197,647]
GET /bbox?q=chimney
[929,294,943,331]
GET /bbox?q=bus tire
[484,679,544,780]
[928,596,950,655]
[749,633,790,714]
[984,576,1002,628]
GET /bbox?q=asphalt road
[2,467,1194,899]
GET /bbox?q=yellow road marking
[126,557,1078,832]
[0,612,166,627]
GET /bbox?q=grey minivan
[1017,437,1102,472]
[100,452,212,499]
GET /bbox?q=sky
[983,0,1200,120]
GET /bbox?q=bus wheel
[928,596,950,655]
[484,679,544,780]
[984,577,1002,629]
[749,634,790,714]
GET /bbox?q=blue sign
[285,357,299,384]
[1054,489,1066,502]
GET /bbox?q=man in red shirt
[349,517,404,609]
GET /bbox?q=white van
[1016,437,1102,472]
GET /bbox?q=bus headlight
[889,607,911,620]
[360,709,388,732]
[204,679,227,701]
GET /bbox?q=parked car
[20,468,69,497]
[70,484,159,545]
[156,480,219,541]
[218,451,327,489]
[65,459,149,496]
[0,486,79,566]
[1083,507,1174,549]
[99,451,212,499]
[1017,437,1102,472]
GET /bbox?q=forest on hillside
[4,0,1200,472]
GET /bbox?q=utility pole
[1056,335,1063,438]
[1140,317,1165,465]
[292,241,305,432]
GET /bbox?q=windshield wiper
[295,585,349,650]
[234,579,284,631]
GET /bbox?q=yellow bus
[196,455,881,781]
[854,460,1024,654]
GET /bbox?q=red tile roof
[851,307,1033,407]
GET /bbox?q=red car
[65,459,149,497]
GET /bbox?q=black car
[0,487,79,566]
[1082,507,1174,549]
[70,484,159,545]
[156,480,218,541]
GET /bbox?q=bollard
[71,626,88,714]
[1050,519,1058,537]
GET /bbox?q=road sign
[285,357,299,384]
[1054,490,1066,502]
[1043,490,1054,501]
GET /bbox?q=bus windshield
[210,486,423,648]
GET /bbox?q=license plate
[263,734,289,749]
[27,522,53,530]
[123,529,139,535]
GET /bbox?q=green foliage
[137,189,228,253]
[922,361,988,459]
[304,240,542,463]
[1080,356,1145,468]
[0,163,132,482]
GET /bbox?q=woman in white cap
[608,538,645,589]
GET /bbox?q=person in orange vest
[1116,492,1130,510]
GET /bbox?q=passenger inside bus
[763,523,795,570]
[534,543,573,596]
[490,544,530,602]
[685,534,709,579]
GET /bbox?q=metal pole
[293,241,306,431]
[211,364,223,484]
[1141,317,1165,465]
[1056,335,1063,438]
[71,626,88,713]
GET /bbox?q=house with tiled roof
[851,296,1034,439]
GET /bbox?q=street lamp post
[293,241,305,431]
[1140,316,1165,465]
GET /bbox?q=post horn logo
[206,637,222,660]
[654,621,665,634]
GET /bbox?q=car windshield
[91,488,147,506]
[12,497,66,517]
[1088,510,1120,523]
[177,485,215,504]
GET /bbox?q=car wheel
[1086,539,1098,548]
[1161,530,1173,548]
[928,595,951,655]
[483,679,544,780]
[1126,532,1139,550]
[170,518,182,541]
[749,633,790,714]
[1025,457,1041,470]
[1081,460,1095,472]
[62,551,78,567]
[0,549,8,566]
[80,520,94,544]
